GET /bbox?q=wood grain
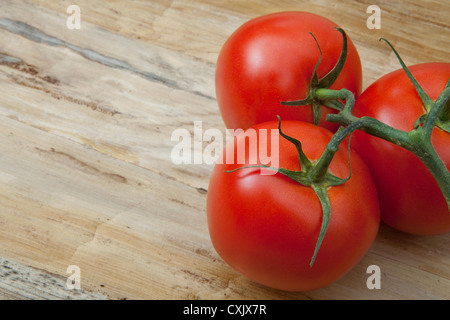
[0,0,449,300]
[0,257,106,299]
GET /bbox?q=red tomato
[215,11,362,132]
[352,63,450,235]
[206,120,379,291]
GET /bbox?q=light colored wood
[0,0,448,300]
[0,257,106,300]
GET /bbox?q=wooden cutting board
[0,0,448,300]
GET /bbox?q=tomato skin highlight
[352,63,450,236]
[215,11,362,132]
[206,121,380,291]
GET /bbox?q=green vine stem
[314,85,450,209]
[288,34,450,209]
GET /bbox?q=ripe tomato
[352,63,450,235]
[215,11,362,132]
[206,120,379,291]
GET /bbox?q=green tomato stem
[281,27,349,125]
[409,129,450,209]
[423,87,450,136]
[311,87,450,209]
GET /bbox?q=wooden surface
[0,0,449,300]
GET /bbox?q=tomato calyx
[380,39,450,134]
[281,27,349,125]
[226,116,352,267]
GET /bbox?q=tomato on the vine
[352,63,450,235]
[215,11,362,132]
[206,120,379,291]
